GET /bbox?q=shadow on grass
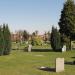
[65,61,75,65]
[12,49,24,50]
[71,57,75,58]
[38,67,55,72]
[31,49,53,52]
[12,48,61,52]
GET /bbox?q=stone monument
[56,58,64,72]
[28,44,32,52]
[62,45,66,52]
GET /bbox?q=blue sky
[0,0,65,34]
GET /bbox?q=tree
[23,30,29,41]
[31,31,43,46]
[16,30,23,43]
[0,26,4,55]
[58,0,75,49]
[51,26,61,51]
[43,31,50,44]
[3,24,11,55]
[44,32,47,43]
[0,24,11,55]
[35,30,38,36]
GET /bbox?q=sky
[0,0,65,34]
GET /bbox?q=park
[0,0,75,75]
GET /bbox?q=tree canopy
[58,0,75,40]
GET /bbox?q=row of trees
[13,30,50,46]
[51,0,75,51]
[0,24,11,55]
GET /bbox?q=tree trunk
[70,37,72,50]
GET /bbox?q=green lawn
[0,49,75,75]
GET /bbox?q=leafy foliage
[31,31,43,46]
[31,35,43,46]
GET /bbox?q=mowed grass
[0,49,75,75]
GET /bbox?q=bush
[31,36,43,46]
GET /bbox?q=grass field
[0,49,75,75]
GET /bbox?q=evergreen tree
[3,24,11,55]
[0,26,4,55]
[58,0,75,49]
[51,26,61,51]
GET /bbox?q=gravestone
[62,45,66,52]
[56,58,64,72]
[28,44,32,52]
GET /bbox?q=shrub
[31,36,43,46]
